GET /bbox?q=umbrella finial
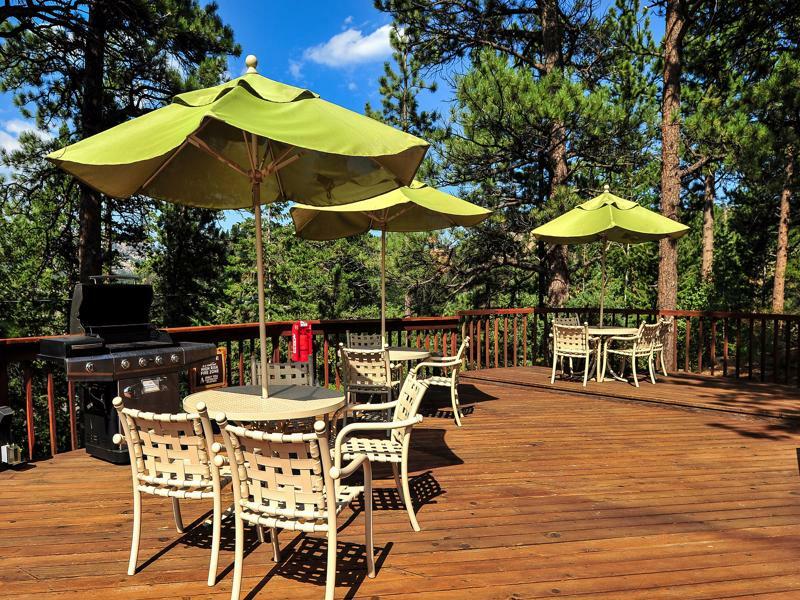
[603,184,610,193]
[245,54,258,74]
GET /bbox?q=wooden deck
[3,375,800,599]
[463,365,800,422]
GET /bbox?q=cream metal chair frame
[601,321,661,387]
[215,417,374,600]
[112,398,229,586]
[653,316,674,377]
[412,336,470,426]
[338,344,397,407]
[333,373,428,531]
[551,323,599,387]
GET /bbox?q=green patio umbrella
[47,55,429,398]
[531,185,688,323]
[290,180,491,341]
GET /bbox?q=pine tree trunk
[77,0,106,282]
[541,0,570,307]
[404,289,413,317]
[772,145,794,313]
[658,0,687,368]
[701,170,714,281]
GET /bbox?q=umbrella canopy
[290,180,491,340]
[47,55,429,398]
[532,185,688,322]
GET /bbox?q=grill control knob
[170,353,180,364]
[120,359,130,370]
[154,355,164,366]
[138,357,148,367]
[85,362,95,373]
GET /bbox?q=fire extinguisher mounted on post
[291,320,313,365]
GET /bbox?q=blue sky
[0,1,664,227]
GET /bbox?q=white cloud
[0,119,52,154]
[0,130,20,153]
[304,24,393,67]
[288,59,303,80]
[343,15,353,26]
[347,81,358,91]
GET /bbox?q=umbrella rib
[267,140,287,201]
[140,119,213,191]
[187,134,250,178]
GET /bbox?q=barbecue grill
[38,277,217,463]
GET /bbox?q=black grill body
[38,281,217,463]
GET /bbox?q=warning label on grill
[189,347,227,392]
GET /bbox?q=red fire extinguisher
[291,320,313,362]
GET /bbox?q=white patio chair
[551,323,599,387]
[412,336,470,426]
[601,321,661,387]
[215,417,374,600]
[551,314,581,372]
[112,398,230,586]
[338,344,399,406]
[334,372,429,531]
[653,316,674,377]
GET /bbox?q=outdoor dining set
[550,314,675,388]
[110,331,470,600]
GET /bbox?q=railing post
[772,318,779,382]
[710,318,716,376]
[522,313,528,367]
[697,318,704,374]
[46,371,57,457]
[503,315,508,367]
[722,318,728,377]
[23,362,34,460]
[684,318,691,372]
[760,317,766,382]
[68,381,78,451]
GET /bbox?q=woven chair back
[553,314,580,327]
[346,331,383,349]
[340,346,391,387]
[390,374,429,444]
[638,322,662,349]
[222,423,333,523]
[655,317,674,349]
[116,406,214,488]
[251,359,311,386]
[553,323,590,354]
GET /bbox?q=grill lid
[69,282,156,336]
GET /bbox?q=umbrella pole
[381,228,386,345]
[600,238,607,326]
[252,182,270,399]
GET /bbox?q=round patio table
[587,326,639,382]
[183,384,345,422]
[386,346,432,362]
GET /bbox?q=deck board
[2,375,800,599]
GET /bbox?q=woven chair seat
[606,345,653,358]
[238,484,363,533]
[137,475,231,500]
[425,375,454,387]
[341,437,402,464]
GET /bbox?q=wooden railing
[2,308,798,461]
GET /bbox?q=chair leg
[231,514,245,600]
[270,527,281,563]
[550,352,558,383]
[127,488,142,576]
[391,462,402,494]
[401,458,421,532]
[450,378,462,427]
[363,461,376,578]
[648,355,656,385]
[171,497,184,533]
[207,489,221,586]
[582,354,589,387]
[660,350,668,376]
[256,525,266,544]
[600,349,608,383]
[325,524,337,600]
[631,355,639,388]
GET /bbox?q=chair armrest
[112,433,127,446]
[607,334,638,342]
[413,358,461,374]
[330,453,369,480]
[345,400,398,413]
[332,415,423,470]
